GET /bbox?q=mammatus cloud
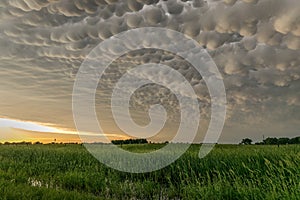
[0,0,299,142]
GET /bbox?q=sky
[0,0,299,143]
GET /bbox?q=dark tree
[34,141,43,145]
[288,137,300,144]
[112,139,148,145]
[263,137,278,145]
[278,138,290,145]
[240,138,252,145]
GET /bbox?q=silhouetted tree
[240,138,252,145]
[263,137,278,145]
[288,137,300,144]
[34,141,43,145]
[112,139,148,145]
[278,138,289,145]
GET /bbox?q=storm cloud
[0,0,299,143]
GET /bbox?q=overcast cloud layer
[0,0,299,143]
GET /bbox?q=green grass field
[0,144,299,199]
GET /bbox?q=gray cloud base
[0,0,299,142]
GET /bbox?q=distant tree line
[1,141,33,145]
[258,137,300,145]
[0,141,80,145]
[111,139,148,145]
[1,139,149,145]
[240,136,300,145]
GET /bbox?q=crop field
[0,144,299,200]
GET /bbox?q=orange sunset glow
[0,118,126,144]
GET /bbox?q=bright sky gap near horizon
[0,0,299,143]
[0,118,60,133]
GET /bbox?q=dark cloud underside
[0,0,299,142]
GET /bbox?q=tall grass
[0,144,298,199]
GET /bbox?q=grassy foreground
[0,144,299,199]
